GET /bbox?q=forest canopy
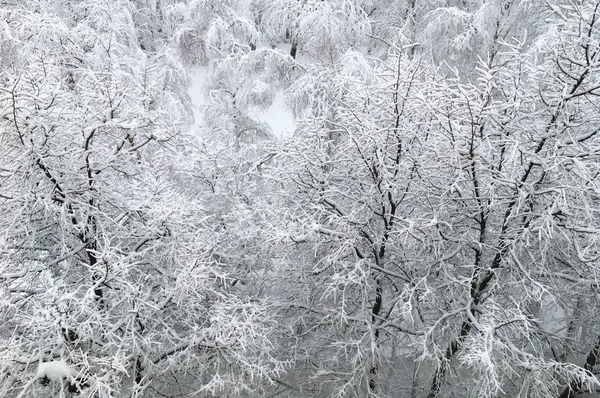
[1,1,600,397]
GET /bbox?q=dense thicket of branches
[1,0,600,397]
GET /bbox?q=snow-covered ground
[188,66,295,138]
[187,66,209,128]
[251,91,295,137]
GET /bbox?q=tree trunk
[290,40,298,59]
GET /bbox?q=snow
[188,65,295,137]
[188,66,210,128]
[36,360,75,381]
[15,360,76,398]
[0,269,27,279]
[251,92,295,138]
[538,295,567,337]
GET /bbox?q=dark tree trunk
[290,41,298,59]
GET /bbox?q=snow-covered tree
[0,2,283,397]
[257,0,372,62]
[263,1,600,397]
[3,0,600,397]
[162,0,260,65]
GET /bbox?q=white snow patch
[251,92,295,138]
[277,42,293,55]
[188,66,210,127]
[36,360,75,381]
